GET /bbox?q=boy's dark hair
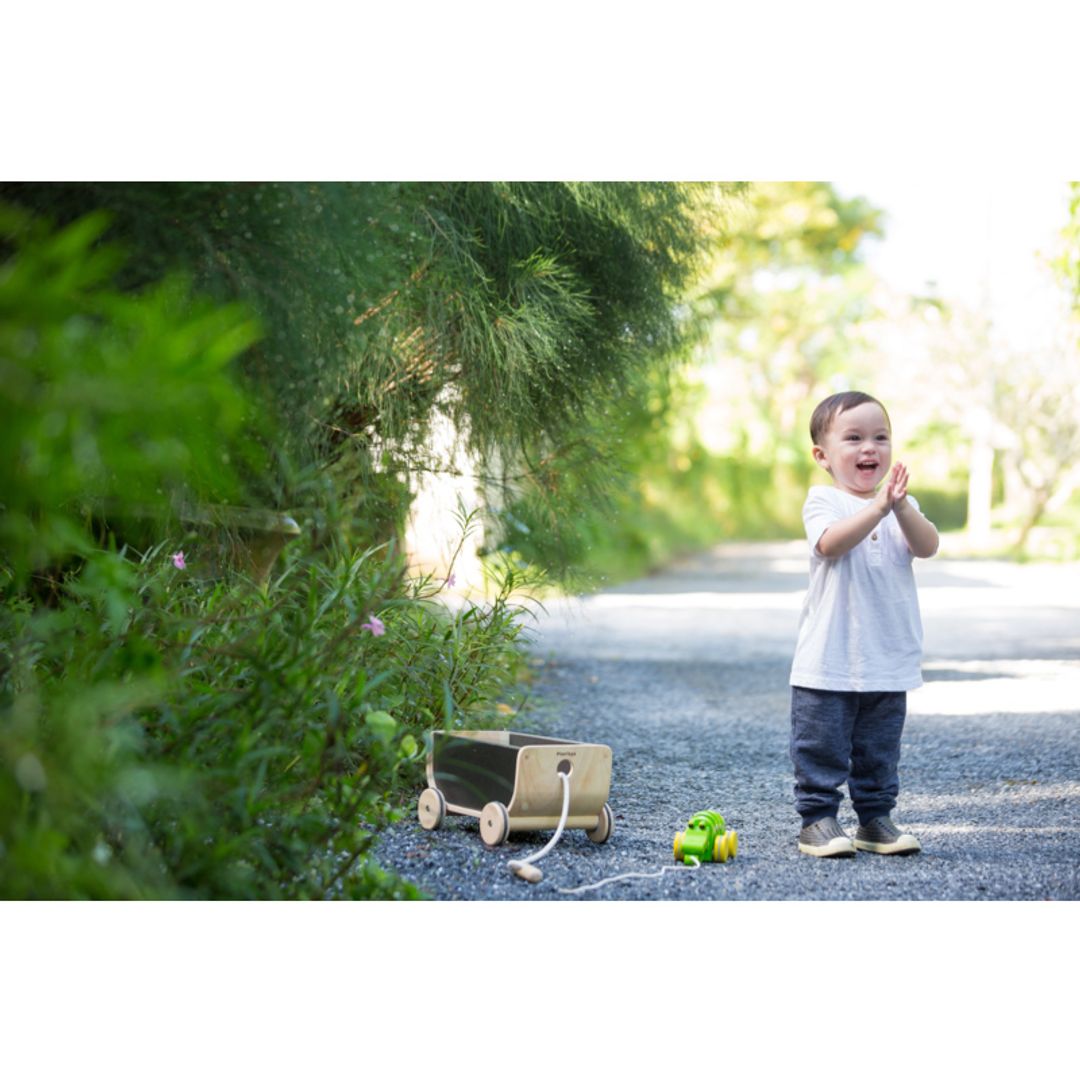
[810,391,890,446]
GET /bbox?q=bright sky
[836,178,1074,349]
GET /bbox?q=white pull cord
[507,771,706,893]
[507,770,573,883]
[556,856,701,895]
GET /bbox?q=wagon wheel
[586,802,614,844]
[728,829,738,859]
[673,831,684,862]
[417,787,446,831]
[479,801,510,847]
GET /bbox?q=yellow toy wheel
[728,829,739,859]
[673,832,684,862]
[713,835,728,863]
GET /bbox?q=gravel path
[374,541,1080,900]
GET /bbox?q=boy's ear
[812,445,831,473]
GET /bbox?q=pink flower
[171,551,187,570]
[361,615,386,637]
[444,573,456,588]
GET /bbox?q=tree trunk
[967,436,994,549]
[1011,488,1052,556]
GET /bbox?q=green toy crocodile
[673,810,738,865]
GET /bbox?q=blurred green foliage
[0,205,531,898]
[1054,181,1080,306]
[694,182,885,458]
[503,183,890,585]
[0,203,268,584]
[500,363,806,586]
[910,489,968,533]
[1,182,721,559]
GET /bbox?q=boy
[789,391,939,857]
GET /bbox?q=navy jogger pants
[790,686,907,827]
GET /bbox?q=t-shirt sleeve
[802,487,842,555]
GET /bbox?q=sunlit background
[409,179,1080,590]
[842,177,1076,555]
[840,177,1070,345]
[671,179,1080,576]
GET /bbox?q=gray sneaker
[798,816,856,857]
[854,816,922,855]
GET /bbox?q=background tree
[996,340,1080,553]
[864,182,1080,557]
[1054,181,1080,307]
[693,182,884,452]
[0,182,718,561]
[500,182,888,582]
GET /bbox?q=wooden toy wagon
[417,730,614,848]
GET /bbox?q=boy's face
[812,401,892,497]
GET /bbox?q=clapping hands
[875,462,909,515]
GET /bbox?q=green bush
[912,488,968,533]
[0,207,531,899]
[1,538,531,899]
[500,385,813,589]
[0,182,718,563]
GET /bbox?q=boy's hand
[816,461,936,560]
[891,462,909,505]
[875,462,909,515]
[891,462,940,558]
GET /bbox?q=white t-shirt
[789,485,926,692]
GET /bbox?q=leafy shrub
[0,182,719,563]
[0,203,268,585]
[0,207,531,899]
[2,538,531,899]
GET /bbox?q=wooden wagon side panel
[506,743,612,829]
[428,733,517,816]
